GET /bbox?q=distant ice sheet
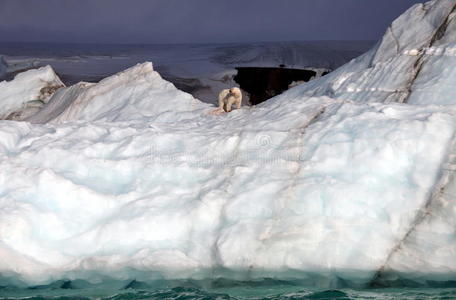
[0,55,6,77]
[0,41,373,104]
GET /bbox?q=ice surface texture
[0,0,456,288]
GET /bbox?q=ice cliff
[0,0,456,289]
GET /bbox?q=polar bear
[218,87,242,112]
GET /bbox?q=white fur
[218,87,242,112]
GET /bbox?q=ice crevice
[256,106,328,252]
[388,25,401,55]
[211,131,244,272]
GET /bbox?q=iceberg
[0,0,456,289]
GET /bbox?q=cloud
[0,0,425,43]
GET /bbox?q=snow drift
[0,0,456,289]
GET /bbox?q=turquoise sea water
[2,285,456,299]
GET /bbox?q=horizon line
[0,39,377,47]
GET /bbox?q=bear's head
[229,87,241,96]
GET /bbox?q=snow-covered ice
[0,66,63,120]
[27,62,209,123]
[0,0,456,289]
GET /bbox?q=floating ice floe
[0,0,456,289]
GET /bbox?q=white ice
[0,66,64,120]
[27,62,210,123]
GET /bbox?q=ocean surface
[1,285,456,299]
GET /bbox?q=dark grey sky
[0,0,425,44]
